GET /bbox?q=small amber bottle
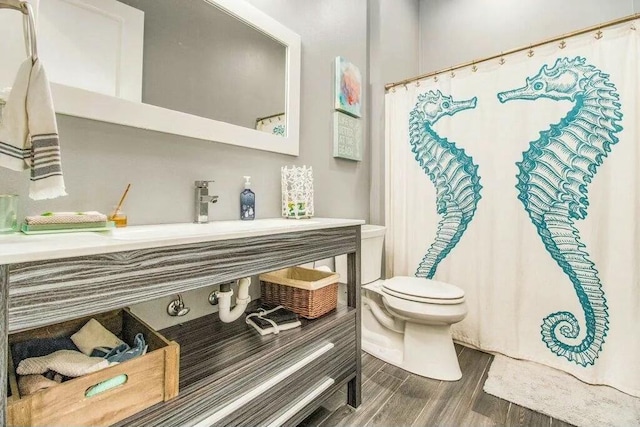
[108,207,127,228]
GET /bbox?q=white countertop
[0,218,364,264]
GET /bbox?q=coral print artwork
[335,56,362,118]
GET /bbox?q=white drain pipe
[218,277,252,323]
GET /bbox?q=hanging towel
[0,57,66,200]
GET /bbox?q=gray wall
[368,0,420,226]
[0,0,369,329]
[119,0,286,130]
[419,0,639,73]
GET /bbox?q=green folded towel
[22,222,108,231]
[20,222,114,235]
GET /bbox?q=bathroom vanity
[0,218,363,426]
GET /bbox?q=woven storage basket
[259,267,340,319]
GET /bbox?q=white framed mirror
[0,0,301,155]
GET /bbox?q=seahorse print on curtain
[498,57,623,366]
[409,91,482,279]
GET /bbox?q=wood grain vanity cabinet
[0,221,362,426]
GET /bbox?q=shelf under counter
[1,222,362,425]
[114,304,357,427]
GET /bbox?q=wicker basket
[259,267,340,319]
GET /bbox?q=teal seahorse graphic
[409,91,482,279]
[498,57,623,366]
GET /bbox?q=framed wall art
[334,56,362,118]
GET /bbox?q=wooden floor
[299,345,576,427]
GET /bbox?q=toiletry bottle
[240,176,255,220]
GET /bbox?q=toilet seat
[380,289,468,324]
[381,276,465,305]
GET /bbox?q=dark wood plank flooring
[300,345,576,427]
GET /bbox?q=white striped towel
[0,58,66,200]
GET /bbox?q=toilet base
[362,292,462,381]
[362,301,403,366]
[402,322,461,381]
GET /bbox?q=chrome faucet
[195,180,218,223]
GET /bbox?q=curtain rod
[256,112,285,123]
[385,13,640,91]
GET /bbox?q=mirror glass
[118,0,287,136]
[0,0,299,153]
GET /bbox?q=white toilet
[336,225,468,381]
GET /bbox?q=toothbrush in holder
[109,184,130,227]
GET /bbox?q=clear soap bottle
[240,176,255,220]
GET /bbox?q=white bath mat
[483,355,640,427]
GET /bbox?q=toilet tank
[336,225,386,285]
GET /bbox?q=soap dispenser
[240,176,255,220]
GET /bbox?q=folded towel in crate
[18,374,61,396]
[12,337,79,367]
[245,305,301,336]
[17,349,110,378]
[91,333,148,363]
[70,318,125,355]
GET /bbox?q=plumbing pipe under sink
[217,277,252,323]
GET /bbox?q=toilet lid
[382,276,465,302]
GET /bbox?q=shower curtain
[385,20,640,396]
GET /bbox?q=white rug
[483,355,640,427]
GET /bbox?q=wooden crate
[7,309,179,427]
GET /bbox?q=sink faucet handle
[195,180,215,189]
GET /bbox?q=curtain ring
[471,63,478,72]
[595,29,603,39]
[404,84,408,91]
[559,40,567,49]
[499,57,506,65]
[527,47,534,57]
[415,80,420,87]
[434,75,438,82]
